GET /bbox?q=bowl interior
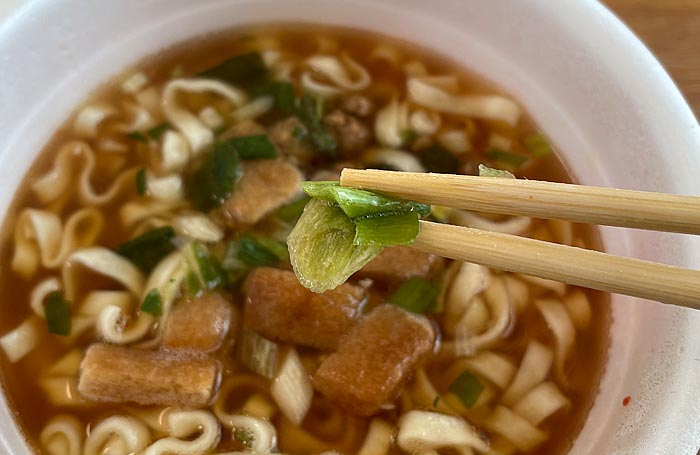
[1,0,700,453]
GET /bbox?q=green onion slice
[44,291,72,336]
[354,211,420,246]
[236,235,288,267]
[389,277,440,314]
[448,370,484,409]
[187,141,242,212]
[135,169,147,196]
[199,52,268,86]
[251,80,295,113]
[140,288,163,316]
[419,145,460,174]
[288,199,382,293]
[302,181,431,219]
[225,134,278,160]
[116,226,177,273]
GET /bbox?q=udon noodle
[0,25,609,455]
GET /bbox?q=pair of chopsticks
[340,169,700,310]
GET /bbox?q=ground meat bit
[342,95,374,117]
[269,116,313,161]
[218,119,266,140]
[324,109,370,154]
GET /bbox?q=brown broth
[0,24,609,455]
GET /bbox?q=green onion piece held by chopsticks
[389,277,440,314]
[288,199,383,293]
[116,226,177,273]
[140,289,163,316]
[448,370,484,409]
[44,291,72,336]
[354,211,420,246]
[302,181,431,219]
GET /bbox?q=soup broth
[0,25,609,455]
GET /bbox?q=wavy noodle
[450,210,532,236]
[162,78,247,154]
[84,415,151,455]
[443,262,489,337]
[409,109,441,135]
[99,251,185,345]
[120,199,184,230]
[122,72,149,94]
[501,341,553,406]
[199,106,225,130]
[512,382,569,426]
[62,247,145,300]
[40,415,83,455]
[173,214,224,243]
[535,299,576,383]
[503,275,530,314]
[356,419,394,455]
[564,289,592,330]
[370,44,402,66]
[455,351,517,390]
[30,277,61,317]
[361,147,425,172]
[120,101,156,132]
[218,413,276,454]
[411,368,459,416]
[161,130,190,173]
[32,141,138,207]
[407,77,521,125]
[232,96,275,122]
[12,208,104,278]
[450,276,513,356]
[438,129,471,154]
[0,317,41,362]
[302,54,371,97]
[73,105,117,138]
[374,98,408,148]
[143,410,221,455]
[483,406,547,452]
[520,274,567,296]
[397,410,490,453]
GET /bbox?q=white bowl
[1,0,700,454]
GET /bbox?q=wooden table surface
[605,0,700,117]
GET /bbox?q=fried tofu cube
[243,268,366,350]
[356,246,444,283]
[162,292,234,353]
[78,344,220,407]
[313,304,436,416]
[217,159,302,226]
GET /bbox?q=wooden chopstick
[340,169,700,234]
[414,221,700,309]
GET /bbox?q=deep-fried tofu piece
[162,292,234,353]
[313,304,436,416]
[217,159,302,226]
[78,344,219,407]
[356,246,444,283]
[243,268,366,350]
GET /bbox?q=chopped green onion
[420,145,460,174]
[523,133,551,157]
[44,291,71,336]
[448,370,484,409]
[140,288,163,316]
[225,134,278,160]
[135,169,147,196]
[486,149,528,168]
[116,226,177,273]
[237,327,279,379]
[185,270,203,297]
[276,195,311,222]
[354,211,420,246]
[478,164,516,179]
[199,52,268,86]
[296,94,337,156]
[389,277,440,314]
[432,396,441,408]
[187,141,242,211]
[233,428,255,448]
[251,80,295,113]
[184,243,227,291]
[147,122,171,140]
[236,235,288,267]
[126,131,148,142]
[400,128,418,145]
[302,181,431,219]
[288,199,382,293]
